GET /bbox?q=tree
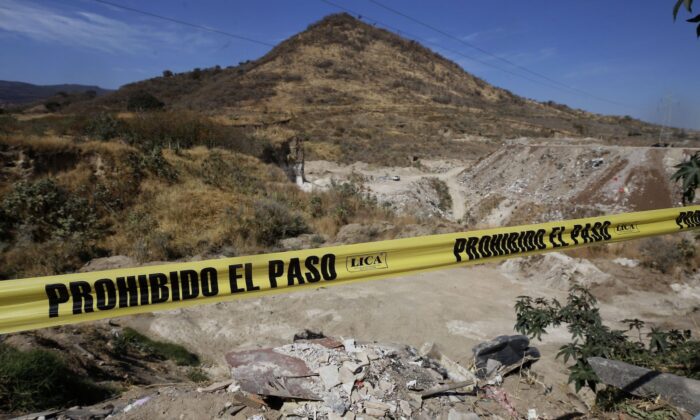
[126,90,164,112]
[162,70,173,78]
[671,152,700,204]
[673,0,700,38]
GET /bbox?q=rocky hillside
[73,13,696,165]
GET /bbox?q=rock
[279,234,326,251]
[448,409,480,420]
[197,379,234,393]
[364,407,387,417]
[343,338,356,352]
[334,222,394,244]
[399,400,412,416]
[485,359,503,378]
[588,357,700,414]
[80,255,136,272]
[378,380,393,393]
[324,392,348,414]
[318,365,341,389]
[355,351,370,366]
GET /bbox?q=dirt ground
[111,252,699,419]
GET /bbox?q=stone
[339,366,355,385]
[343,338,356,352]
[485,359,503,378]
[364,407,387,417]
[324,392,348,414]
[318,365,341,389]
[399,400,412,416]
[588,357,700,414]
[447,409,480,420]
[355,351,370,366]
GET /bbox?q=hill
[74,13,696,164]
[0,80,112,105]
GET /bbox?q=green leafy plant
[1,178,101,242]
[515,285,700,393]
[84,112,125,140]
[671,152,700,204]
[673,0,700,38]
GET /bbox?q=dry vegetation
[0,112,394,279]
[61,13,698,166]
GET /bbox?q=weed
[0,343,113,412]
[186,367,209,383]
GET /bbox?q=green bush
[1,178,101,242]
[515,285,700,394]
[251,199,309,246]
[0,343,112,412]
[115,328,200,366]
[84,113,125,140]
[124,111,219,150]
[126,90,164,112]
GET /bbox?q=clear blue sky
[1,0,698,129]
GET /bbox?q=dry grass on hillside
[0,113,401,279]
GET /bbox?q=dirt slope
[71,14,698,165]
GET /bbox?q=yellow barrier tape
[2,206,700,334]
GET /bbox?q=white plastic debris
[123,396,151,413]
[528,408,538,419]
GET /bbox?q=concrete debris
[221,333,484,418]
[472,335,540,379]
[225,347,321,400]
[588,357,700,414]
[196,379,234,393]
[613,257,640,268]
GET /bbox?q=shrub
[44,101,62,112]
[328,181,378,225]
[515,285,700,394]
[427,178,452,213]
[124,111,218,150]
[0,114,18,133]
[250,199,308,245]
[126,90,164,112]
[162,70,173,77]
[84,112,125,140]
[1,178,100,242]
[0,343,112,412]
[640,237,695,273]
